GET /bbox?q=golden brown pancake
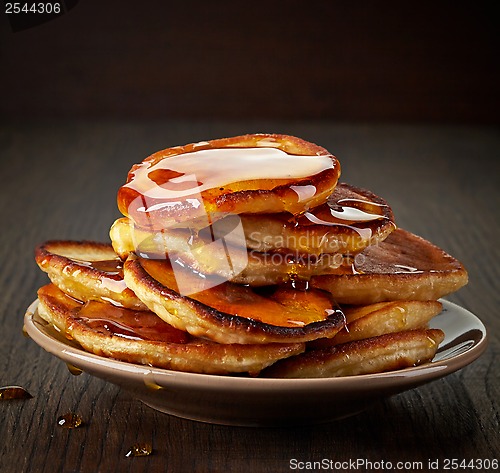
[111,217,354,286]
[263,328,445,378]
[117,134,341,230]
[111,182,395,259]
[35,240,147,311]
[34,240,346,345]
[110,217,349,286]
[31,131,470,379]
[309,300,442,348]
[110,183,396,285]
[37,284,305,375]
[123,254,346,345]
[235,183,396,255]
[310,228,468,304]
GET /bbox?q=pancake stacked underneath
[34,134,468,377]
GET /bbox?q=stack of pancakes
[35,134,468,377]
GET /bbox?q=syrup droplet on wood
[57,413,83,428]
[125,443,153,457]
[0,386,33,400]
[66,364,83,376]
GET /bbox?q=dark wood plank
[1,1,499,123]
[0,121,498,473]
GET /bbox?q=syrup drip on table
[57,412,83,428]
[125,443,153,457]
[0,386,33,400]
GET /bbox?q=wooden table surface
[0,120,498,473]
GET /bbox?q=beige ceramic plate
[24,300,487,426]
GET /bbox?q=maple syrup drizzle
[290,184,318,202]
[298,196,391,241]
[123,147,335,201]
[71,258,123,274]
[393,264,423,273]
[69,258,128,295]
[140,258,338,328]
[73,300,190,344]
[328,203,387,222]
[41,271,190,344]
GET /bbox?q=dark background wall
[1,1,498,123]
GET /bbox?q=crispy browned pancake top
[310,228,468,304]
[263,328,445,378]
[35,240,147,310]
[123,255,346,344]
[37,284,305,375]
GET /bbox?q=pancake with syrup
[110,217,352,287]
[35,240,346,346]
[123,254,346,345]
[34,239,443,351]
[35,240,147,311]
[309,300,443,349]
[111,183,396,260]
[109,182,396,286]
[30,133,470,379]
[310,228,468,304]
[236,183,396,255]
[263,328,445,378]
[117,134,341,230]
[37,284,305,375]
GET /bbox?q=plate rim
[23,298,488,390]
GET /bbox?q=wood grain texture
[0,121,498,472]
